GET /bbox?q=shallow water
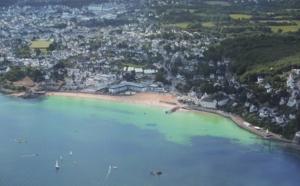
[0,95,299,186]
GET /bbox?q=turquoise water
[0,94,300,186]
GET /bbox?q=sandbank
[46,92,181,109]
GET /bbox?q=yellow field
[30,40,52,49]
[202,22,215,27]
[229,14,252,19]
[270,20,300,32]
[164,22,190,29]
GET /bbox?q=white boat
[60,156,63,160]
[55,160,59,169]
[70,151,72,156]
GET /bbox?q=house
[249,104,258,113]
[287,97,297,107]
[265,83,272,93]
[259,108,269,118]
[292,69,300,75]
[275,115,285,125]
[247,92,253,99]
[279,97,285,105]
[217,96,229,107]
[245,102,250,107]
[257,76,264,84]
[286,73,295,89]
[148,83,165,93]
[289,114,296,120]
[0,67,7,74]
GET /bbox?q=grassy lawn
[202,22,215,27]
[270,20,300,32]
[229,14,252,19]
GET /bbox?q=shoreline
[8,91,297,147]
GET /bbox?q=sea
[0,94,300,186]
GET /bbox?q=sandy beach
[46,92,180,109]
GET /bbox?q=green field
[270,20,300,32]
[229,14,252,19]
[202,22,215,27]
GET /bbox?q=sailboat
[55,160,59,169]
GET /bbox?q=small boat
[55,160,59,169]
[60,156,63,160]
[70,151,72,156]
[112,166,118,169]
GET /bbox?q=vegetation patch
[204,1,231,6]
[269,21,300,32]
[205,33,300,78]
[229,14,252,20]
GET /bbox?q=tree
[35,48,41,57]
[200,82,214,94]
[155,69,170,85]
[53,62,65,70]
[2,66,25,82]
[30,69,44,82]
[48,42,58,51]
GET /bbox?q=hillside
[205,33,300,81]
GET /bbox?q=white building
[194,96,217,109]
[109,82,146,93]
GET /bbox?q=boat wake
[20,153,38,158]
[106,166,112,178]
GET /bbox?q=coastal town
[0,0,300,143]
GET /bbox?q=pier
[166,106,181,114]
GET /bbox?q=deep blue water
[0,95,300,186]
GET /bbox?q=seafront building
[108,82,147,93]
